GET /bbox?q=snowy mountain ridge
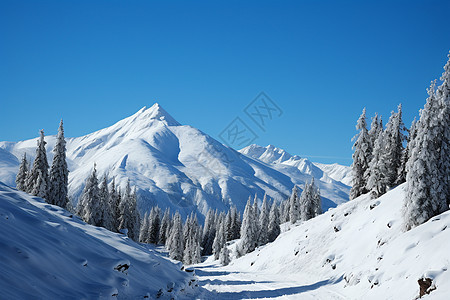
[0,104,351,221]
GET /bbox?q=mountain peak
[136,103,180,126]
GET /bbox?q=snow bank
[0,182,196,299]
[225,184,450,299]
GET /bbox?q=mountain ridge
[0,104,351,221]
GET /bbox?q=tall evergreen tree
[436,52,450,207]
[109,178,121,232]
[384,104,407,187]
[48,120,69,208]
[366,130,388,198]
[267,201,281,243]
[239,198,257,255]
[230,206,241,240]
[289,185,300,223]
[159,207,171,245]
[201,208,216,256]
[16,153,29,192]
[148,206,161,244]
[118,181,140,241]
[78,164,101,226]
[258,193,269,245]
[300,179,322,221]
[403,79,448,230]
[26,130,49,200]
[167,212,184,261]
[212,217,226,260]
[139,212,150,243]
[350,108,371,199]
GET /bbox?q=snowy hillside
[197,184,450,299]
[0,104,350,221]
[314,162,352,186]
[0,182,196,299]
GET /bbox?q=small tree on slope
[167,212,183,261]
[48,120,69,208]
[366,130,388,198]
[15,154,29,192]
[289,185,300,223]
[350,108,371,199]
[267,201,281,243]
[26,130,49,200]
[239,198,257,255]
[78,164,101,226]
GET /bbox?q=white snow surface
[0,181,196,299]
[0,104,350,221]
[193,184,450,299]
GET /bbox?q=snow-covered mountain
[0,182,196,299]
[208,184,450,299]
[0,104,350,221]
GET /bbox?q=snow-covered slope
[0,182,195,299]
[314,162,352,186]
[220,184,450,299]
[0,104,349,221]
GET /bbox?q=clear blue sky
[1,0,449,165]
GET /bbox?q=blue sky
[1,0,449,165]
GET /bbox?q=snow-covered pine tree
[109,178,121,232]
[350,108,371,199]
[230,206,241,240]
[384,104,407,188]
[436,52,450,207]
[239,198,257,255]
[403,78,448,230]
[167,211,184,261]
[16,153,29,192]
[281,198,290,223]
[300,179,322,221]
[158,207,171,245]
[252,194,259,240]
[99,174,114,230]
[78,164,102,226]
[48,120,69,208]
[224,209,233,242]
[258,193,269,245]
[212,217,226,260]
[183,213,201,264]
[366,130,388,198]
[219,244,230,266]
[118,181,140,241]
[397,118,415,185]
[368,113,381,151]
[201,208,216,255]
[289,185,300,223]
[267,201,281,243]
[148,206,161,244]
[26,130,49,200]
[139,212,150,243]
[311,178,322,217]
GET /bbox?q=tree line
[350,51,449,231]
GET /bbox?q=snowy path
[193,262,345,299]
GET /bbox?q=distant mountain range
[0,103,351,221]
